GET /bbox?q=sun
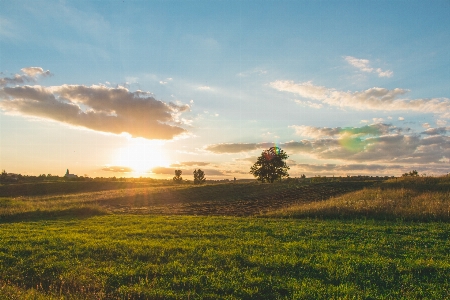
[113,138,168,176]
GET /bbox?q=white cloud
[372,118,384,123]
[290,125,341,138]
[21,67,51,77]
[344,56,393,78]
[270,80,328,100]
[376,68,393,78]
[344,56,373,73]
[398,117,405,121]
[0,67,51,87]
[197,86,212,91]
[0,69,190,140]
[270,80,450,118]
[437,119,447,127]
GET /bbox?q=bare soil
[97,181,376,216]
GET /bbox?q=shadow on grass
[270,210,450,223]
[0,206,108,223]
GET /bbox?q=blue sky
[1,0,449,178]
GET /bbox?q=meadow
[0,177,449,299]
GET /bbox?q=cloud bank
[0,68,189,140]
[170,161,210,167]
[205,124,450,166]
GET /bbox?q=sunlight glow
[113,138,168,176]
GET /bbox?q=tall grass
[268,176,450,221]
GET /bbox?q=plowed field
[97,181,376,216]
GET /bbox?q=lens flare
[338,134,365,152]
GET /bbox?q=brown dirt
[96,181,376,216]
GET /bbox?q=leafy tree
[173,170,183,183]
[300,174,306,179]
[193,169,206,184]
[250,147,290,183]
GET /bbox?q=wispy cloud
[0,67,51,87]
[102,166,133,173]
[170,161,210,167]
[0,17,17,39]
[270,80,450,118]
[205,143,268,154]
[237,68,268,77]
[197,85,212,91]
[290,124,392,138]
[344,56,393,78]
[0,68,189,140]
[293,100,323,109]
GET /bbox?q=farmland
[1,177,450,299]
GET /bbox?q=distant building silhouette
[64,169,78,178]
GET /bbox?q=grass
[1,215,450,299]
[0,177,449,298]
[267,177,450,221]
[0,181,159,197]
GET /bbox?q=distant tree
[402,170,419,177]
[300,174,306,179]
[250,147,290,183]
[193,169,206,184]
[173,170,183,183]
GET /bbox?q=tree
[0,170,7,182]
[193,169,206,184]
[402,170,419,177]
[173,170,183,183]
[250,147,290,183]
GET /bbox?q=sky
[1,0,449,179]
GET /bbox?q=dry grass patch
[267,187,450,221]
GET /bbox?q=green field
[1,178,449,299]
